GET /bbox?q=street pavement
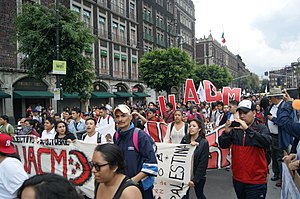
[189,168,281,199]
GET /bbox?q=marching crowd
[1,87,300,199]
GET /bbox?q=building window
[119,25,126,43]
[83,10,91,28]
[129,2,136,20]
[99,16,106,37]
[72,5,80,13]
[112,22,118,41]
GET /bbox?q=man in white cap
[113,104,157,199]
[219,100,271,199]
[0,133,28,199]
[266,87,294,185]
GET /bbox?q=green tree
[260,79,269,93]
[192,64,233,89]
[239,73,260,93]
[139,48,195,94]
[14,3,95,104]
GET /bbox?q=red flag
[221,32,226,44]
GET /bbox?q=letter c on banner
[203,80,222,103]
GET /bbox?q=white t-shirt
[0,157,28,199]
[41,128,56,140]
[267,101,283,135]
[96,115,115,144]
[83,132,99,144]
[163,122,186,144]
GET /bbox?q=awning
[133,92,151,98]
[63,93,79,98]
[114,92,133,98]
[0,91,10,98]
[13,91,54,99]
[92,92,116,98]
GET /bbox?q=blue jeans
[233,179,267,199]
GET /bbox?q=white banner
[13,138,195,199]
[154,143,196,199]
[281,163,300,199]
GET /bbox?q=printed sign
[52,60,67,75]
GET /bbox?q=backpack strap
[170,122,175,137]
[113,177,138,199]
[82,133,87,141]
[133,128,140,152]
[97,132,101,144]
[184,123,188,135]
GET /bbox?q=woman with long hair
[163,109,188,143]
[181,117,209,199]
[54,121,76,143]
[0,133,28,199]
[92,143,142,199]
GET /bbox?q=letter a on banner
[158,95,176,114]
[184,79,200,104]
[203,80,222,103]
[222,87,241,105]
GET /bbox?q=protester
[228,100,239,121]
[266,88,294,186]
[163,102,175,123]
[68,107,86,139]
[81,118,102,144]
[18,119,40,137]
[219,100,272,199]
[31,109,42,123]
[91,143,142,199]
[54,121,76,143]
[17,173,82,199]
[54,113,62,122]
[113,104,158,199]
[96,106,115,144]
[0,115,14,136]
[181,117,209,199]
[255,103,265,124]
[40,117,56,140]
[164,109,188,143]
[0,133,28,199]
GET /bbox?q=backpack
[115,128,140,152]
[170,122,188,136]
[97,115,111,125]
[115,128,156,153]
[82,132,102,144]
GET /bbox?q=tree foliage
[192,64,233,89]
[14,3,96,101]
[239,73,260,93]
[139,48,195,94]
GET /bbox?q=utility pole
[55,0,61,113]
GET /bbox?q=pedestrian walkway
[189,169,280,199]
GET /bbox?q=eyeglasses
[89,161,109,171]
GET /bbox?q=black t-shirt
[54,133,76,141]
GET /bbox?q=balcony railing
[143,33,154,42]
[111,33,127,44]
[111,3,125,16]
[156,39,165,47]
[143,13,153,23]
[156,20,165,29]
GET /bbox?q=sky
[193,0,300,78]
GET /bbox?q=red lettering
[27,146,38,174]
[22,146,28,172]
[51,149,67,177]
[158,96,166,115]
[37,148,51,174]
[222,87,241,105]
[168,95,176,111]
[184,79,200,104]
[203,80,222,103]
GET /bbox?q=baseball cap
[83,112,89,116]
[114,104,131,115]
[236,100,255,113]
[0,133,16,154]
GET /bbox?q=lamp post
[297,57,300,87]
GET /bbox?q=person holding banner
[180,117,209,199]
[40,117,56,140]
[113,104,158,199]
[219,100,272,199]
[0,133,28,199]
[54,121,76,143]
[91,143,142,199]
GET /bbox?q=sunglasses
[89,161,109,171]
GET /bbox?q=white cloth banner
[154,143,196,199]
[281,163,300,199]
[13,138,196,199]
